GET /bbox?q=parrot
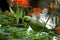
[23,16,53,32]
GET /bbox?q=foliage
[9,4,24,24]
[0,25,56,40]
[0,10,16,25]
[0,10,56,40]
[0,0,60,40]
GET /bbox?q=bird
[23,16,50,32]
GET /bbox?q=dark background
[0,0,55,11]
[0,0,9,11]
[28,0,55,8]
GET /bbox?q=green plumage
[23,16,53,32]
[29,19,48,32]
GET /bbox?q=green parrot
[23,16,50,32]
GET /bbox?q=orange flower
[34,8,42,13]
[16,0,22,5]
[24,0,29,6]
[16,0,29,6]
[33,8,42,15]
[49,3,54,9]
[47,3,56,9]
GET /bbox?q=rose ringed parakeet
[23,16,50,32]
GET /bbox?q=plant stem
[17,18,19,24]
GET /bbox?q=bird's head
[23,16,31,23]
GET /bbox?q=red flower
[24,0,29,6]
[34,8,42,13]
[55,27,60,34]
[16,0,29,6]
[16,0,22,5]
